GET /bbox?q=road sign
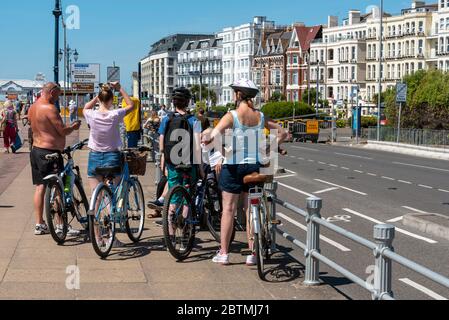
[307,120,319,134]
[71,63,100,92]
[107,67,120,83]
[72,83,95,93]
[396,83,407,103]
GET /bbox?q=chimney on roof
[349,10,361,25]
[412,1,425,9]
[328,16,338,28]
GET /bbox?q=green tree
[261,101,315,119]
[190,85,217,105]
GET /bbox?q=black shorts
[30,147,64,186]
[219,164,261,195]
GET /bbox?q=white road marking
[438,189,449,193]
[278,182,314,197]
[275,174,297,179]
[343,208,437,244]
[382,176,395,181]
[318,161,327,165]
[284,169,296,174]
[402,206,428,214]
[341,167,350,170]
[292,146,319,152]
[387,216,404,223]
[393,162,449,173]
[277,212,351,252]
[308,159,316,162]
[399,278,448,300]
[315,179,367,196]
[418,184,433,189]
[367,173,377,177]
[298,157,305,160]
[335,152,373,160]
[354,170,364,174]
[398,180,412,185]
[329,164,338,168]
[314,187,340,194]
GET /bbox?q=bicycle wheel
[73,176,89,230]
[89,185,115,259]
[45,180,68,245]
[162,186,196,261]
[126,178,145,243]
[254,202,269,281]
[205,186,236,246]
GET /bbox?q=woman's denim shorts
[88,151,122,178]
[219,163,261,195]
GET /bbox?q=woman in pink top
[83,82,135,191]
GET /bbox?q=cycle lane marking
[343,208,437,244]
[399,278,448,300]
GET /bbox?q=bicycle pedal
[271,220,282,225]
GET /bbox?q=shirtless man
[28,82,81,235]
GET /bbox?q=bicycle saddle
[95,166,122,178]
[243,173,274,185]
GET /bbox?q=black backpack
[163,112,194,166]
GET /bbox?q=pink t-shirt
[84,109,127,152]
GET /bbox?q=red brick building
[286,25,322,102]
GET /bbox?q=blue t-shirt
[158,113,202,136]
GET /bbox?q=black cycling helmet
[172,87,192,100]
[230,79,259,99]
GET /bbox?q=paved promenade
[0,124,345,300]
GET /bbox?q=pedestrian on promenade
[28,82,81,235]
[122,97,141,148]
[83,82,135,192]
[15,101,23,121]
[0,100,18,154]
[197,108,210,132]
[158,105,167,119]
[69,100,78,123]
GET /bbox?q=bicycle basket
[125,151,148,176]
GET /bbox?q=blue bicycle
[44,139,90,245]
[88,148,148,259]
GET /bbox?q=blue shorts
[88,151,122,178]
[219,164,261,195]
[127,131,141,148]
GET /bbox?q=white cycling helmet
[230,79,259,99]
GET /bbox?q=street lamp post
[53,0,62,84]
[377,0,384,141]
[316,60,320,119]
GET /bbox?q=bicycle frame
[89,160,135,229]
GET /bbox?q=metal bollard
[304,196,322,286]
[373,224,395,300]
[155,152,162,197]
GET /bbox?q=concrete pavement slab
[0,282,76,300]
[74,283,156,300]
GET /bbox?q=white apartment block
[177,36,223,102]
[429,0,449,70]
[220,16,277,105]
[365,1,437,102]
[309,11,370,116]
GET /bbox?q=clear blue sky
[1,0,410,91]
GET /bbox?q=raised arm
[47,105,80,136]
[84,96,99,111]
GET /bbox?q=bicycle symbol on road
[326,215,351,223]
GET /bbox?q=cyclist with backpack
[158,87,202,235]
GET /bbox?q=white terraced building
[365,1,438,102]
[309,10,372,117]
[428,0,449,70]
[219,16,279,105]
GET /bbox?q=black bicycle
[162,165,236,261]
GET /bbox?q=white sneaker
[35,223,50,236]
[67,225,81,237]
[55,225,64,236]
[212,251,230,265]
[246,254,257,266]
